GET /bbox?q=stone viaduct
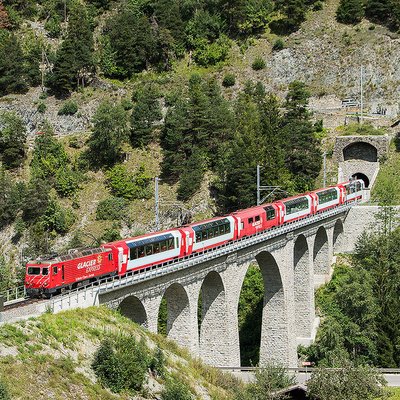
[98,210,347,369]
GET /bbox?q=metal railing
[0,285,28,305]
[48,202,354,309]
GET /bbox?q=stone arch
[313,227,329,275]
[119,295,147,327]
[159,283,192,348]
[343,142,378,162]
[293,235,312,337]
[333,219,344,253]
[254,251,288,366]
[199,271,228,365]
[351,172,370,188]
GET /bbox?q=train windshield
[27,267,41,275]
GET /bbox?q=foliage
[365,0,400,31]
[0,256,14,292]
[251,56,266,70]
[0,30,27,96]
[87,100,129,166]
[192,35,231,66]
[100,225,122,243]
[238,265,264,366]
[306,221,400,368]
[338,123,386,136]
[41,198,75,235]
[55,166,82,197]
[0,111,26,169]
[96,197,127,221]
[336,0,365,24]
[130,84,162,148]
[272,38,285,51]
[0,168,24,228]
[307,360,386,400]
[149,347,166,378]
[161,75,233,197]
[31,126,69,178]
[37,102,46,113]
[222,73,236,87]
[58,100,78,115]
[21,177,51,223]
[106,164,152,200]
[0,379,10,400]
[92,335,150,393]
[161,377,194,400]
[49,4,94,96]
[236,364,296,400]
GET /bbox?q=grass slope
[0,307,242,400]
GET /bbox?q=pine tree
[130,84,162,148]
[282,81,322,192]
[0,31,27,96]
[50,4,94,96]
[336,0,365,24]
[0,111,27,169]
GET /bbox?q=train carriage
[107,229,185,274]
[275,194,314,224]
[311,186,343,213]
[341,179,365,202]
[181,216,236,254]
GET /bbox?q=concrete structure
[2,205,396,369]
[333,135,390,190]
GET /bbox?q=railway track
[3,297,45,311]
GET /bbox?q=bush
[149,347,166,378]
[121,98,133,110]
[272,38,285,51]
[96,197,127,221]
[313,1,324,10]
[55,167,81,197]
[161,377,193,400]
[192,35,231,66]
[92,336,150,393]
[0,380,11,400]
[106,164,152,200]
[251,56,266,71]
[222,73,236,87]
[58,100,78,116]
[37,102,46,113]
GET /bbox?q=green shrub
[37,102,46,113]
[55,167,81,197]
[149,347,166,378]
[313,1,323,10]
[100,226,122,243]
[251,56,266,70]
[41,198,75,235]
[106,164,152,200]
[192,35,231,66]
[272,38,285,51]
[58,100,78,116]
[92,336,150,393]
[222,73,236,87]
[121,98,133,110]
[96,197,127,220]
[161,377,193,400]
[0,379,11,400]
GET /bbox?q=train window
[53,266,58,275]
[317,189,338,204]
[130,248,137,259]
[225,223,231,233]
[214,227,219,236]
[62,265,65,280]
[42,267,48,275]
[248,217,253,224]
[195,232,201,242]
[175,237,179,248]
[108,253,113,261]
[208,229,214,238]
[138,247,145,258]
[154,242,160,253]
[285,198,309,215]
[27,267,41,275]
[255,215,260,222]
[202,231,208,240]
[219,225,225,234]
[145,245,153,256]
[264,206,275,220]
[168,238,174,250]
[160,241,167,251]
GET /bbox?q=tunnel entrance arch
[343,142,378,162]
[351,172,370,188]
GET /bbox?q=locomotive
[24,180,364,297]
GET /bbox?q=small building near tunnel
[333,135,390,194]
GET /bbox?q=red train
[24,180,364,297]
